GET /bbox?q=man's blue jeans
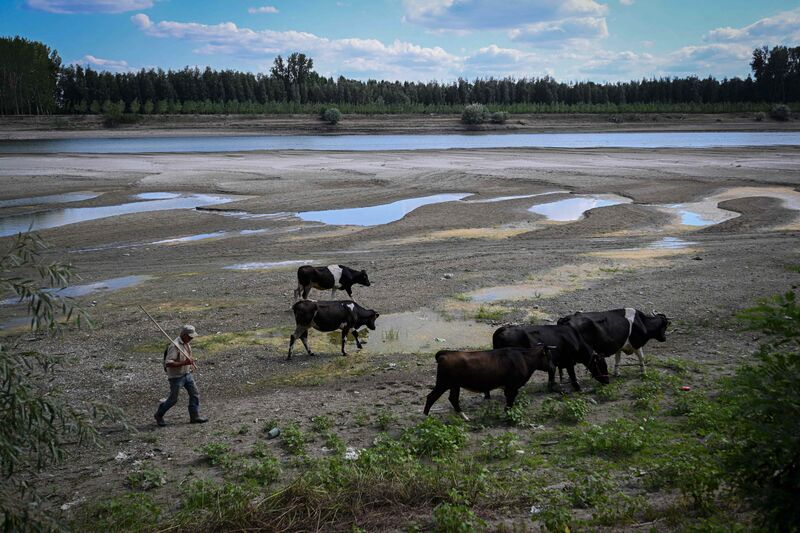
[155,373,200,419]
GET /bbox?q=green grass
[474,305,506,321]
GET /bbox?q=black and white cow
[294,264,371,301]
[288,300,379,359]
[492,324,610,391]
[557,308,670,376]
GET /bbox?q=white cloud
[26,0,153,14]
[403,0,607,31]
[247,6,279,14]
[509,17,608,45]
[130,14,461,81]
[703,8,800,44]
[619,0,634,5]
[72,54,133,72]
[660,43,753,77]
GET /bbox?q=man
[154,325,208,426]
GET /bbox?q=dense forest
[1,36,798,116]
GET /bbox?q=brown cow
[423,346,553,420]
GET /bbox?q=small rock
[61,497,86,512]
[443,273,454,279]
[692,256,703,261]
[114,451,129,462]
[344,447,361,460]
[529,505,542,515]
[434,337,446,343]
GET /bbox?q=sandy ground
[1,134,799,529]
[1,112,799,140]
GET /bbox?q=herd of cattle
[287,264,671,419]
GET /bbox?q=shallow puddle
[0,191,101,209]
[648,237,697,249]
[224,260,310,271]
[1,275,152,305]
[152,231,229,244]
[297,193,471,226]
[466,284,562,303]
[528,194,632,221]
[135,192,180,200]
[0,193,240,237]
[320,308,494,354]
[654,186,800,227]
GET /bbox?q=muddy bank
[1,112,799,140]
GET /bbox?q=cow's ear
[361,269,366,274]
[374,313,380,318]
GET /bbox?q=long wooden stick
[139,305,196,370]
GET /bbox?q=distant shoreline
[1,112,798,140]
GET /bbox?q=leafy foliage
[0,233,112,531]
[461,103,489,125]
[402,417,468,458]
[723,291,800,530]
[322,107,342,124]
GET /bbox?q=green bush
[403,417,467,458]
[480,432,519,461]
[198,442,232,467]
[770,104,791,121]
[576,418,652,458]
[644,449,721,511]
[82,493,161,533]
[322,107,342,124]
[539,396,590,423]
[432,502,484,533]
[568,473,612,508]
[126,467,167,491]
[489,111,509,124]
[722,291,800,530]
[282,423,308,456]
[461,103,489,125]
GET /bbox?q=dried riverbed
[1,136,799,529]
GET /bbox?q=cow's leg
[352,329,363,350]
[558,367,564,382]
[340,328,349,356]
[330,288,337,299]
[288,325,307,359]
[302,286,311,299]
[345,287,353,299]
[504,386,519,410]
[566,365,581,392]
[635,347,646,375]
[546,366,556,392]
[448,387,468,421]
[613,351,622,377]
[483,391,491,400]
[299,330,314,356]
[424,385,448,415]
[293,284,302,302]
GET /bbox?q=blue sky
[2,0,799,82]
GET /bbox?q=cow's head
[357,269,371,287]
[366,311,379,330]
[587,352,610,385]
[650,310,670,342]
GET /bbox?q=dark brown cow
[288,300,379,359]
[423,346,552,420]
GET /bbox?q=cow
[294,264,371,301]
[492,324,609,392]
[287,300,379,359]
[557,308,670,376]
[423,346,553,421]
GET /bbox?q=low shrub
[402,417,468,458]
[198,442,232,467]
[282,423,308,456]
[432,501,485,533]
[81,493,161,533]
[480,432,519,461]
[125,467,167,491]
[489,111,509,124]
[576,418,652,458]
[770,104,791,121]
[539,396,590,423]
[322,107,342,124]
[461,103,489,125]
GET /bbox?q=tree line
[1,36,798,116]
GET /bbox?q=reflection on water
[152,231,228,244]
[1,132,799,153]
[467,284,562,303]
[224,260,310,271]
[297,193,471,226]
[136,192,180,200]
[1,275,152,305]
[464,191,568,203]
[528,194,632,221]
[0,191,100,208]
[0,193,239,237]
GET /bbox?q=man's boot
[154,413,166,427]
[190,415,208,424]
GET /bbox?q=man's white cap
[181,325,198,338]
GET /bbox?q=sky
[2,0,799,82]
